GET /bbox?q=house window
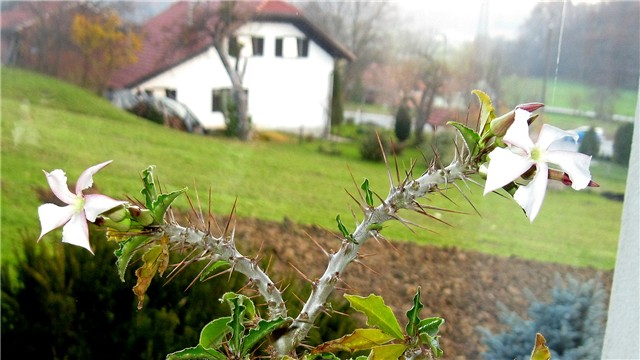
[228,37,242,58]
[251,36,264,56]
[212,88,248,112]
[165,89,177,100]
[275,37,308,58]
[297,38,309,57]
[230,36,264,57]
[212,89,231,112]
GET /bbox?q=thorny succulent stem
[162,224,287,319]
[273,159,474,356]
[159,157,474,357]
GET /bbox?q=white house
[108,0,354,136]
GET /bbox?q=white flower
[38,160,126,253]
[484,109,592,221]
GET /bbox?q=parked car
[110,90,204,133]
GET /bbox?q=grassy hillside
[1,67,626,269]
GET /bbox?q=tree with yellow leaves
[71,10,142,92]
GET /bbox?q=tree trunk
[213,41,250,141]
[413,87,436,144]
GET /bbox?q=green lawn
[1,67,627,270]
[501,75,637,117]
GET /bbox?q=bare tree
[181,1,253,140]
[301,2,397,102]
[392,30,447,144]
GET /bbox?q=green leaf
[405,287,423,337]
[165,344,227,360]
[312,328,396,354]
[344,294,404,340]
[304,354,341,360]
[221,293,247,353]
[139,166,186,223]
[472,89,496,135]
[221,292,256,321]
[242,317,292,355]
[448,121,480,156]
[199,317,232,349]
[141,166,158,210]
[336,215,356,243]
[200,260,230,282]
[114,235,152,281]
[418,317,444,338]
[420,332,443,358]
[360,178,374,207]
[151,187,187,223]
[367,344,407,359]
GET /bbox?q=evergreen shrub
[613,122,634,166]
[478,275,607,360]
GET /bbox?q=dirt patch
[225,217,612,359]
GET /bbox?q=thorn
[412,202,455,227]
[165,248,199,283]
[193,179,206,229]
[434,186,459,207]
[184,192,202,230]
[288,262,313,284]
[345,189,366,212]
[185,256,216,292]
[357,251,378,259]
[389,213,416,234]
[223,197,238,239]
[290,290,305,305]
[375,130,396,191]
[348,166,367,207]
[227,261,237,282]
[391,213,440,235]
[392,141,401,186]
[265,253,274,274]
[253,238,265,263]
[200,267,233,283]
[207,186,213,234]
[452,182,481,216]
[305,231,330,257]
[372,191,387,207]
[372,232,400,254]
[353,258,380,276]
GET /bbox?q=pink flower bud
[516,102,544,113]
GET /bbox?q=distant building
[108,1,354,135]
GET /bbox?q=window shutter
[297,38,309,57]
[251,37,264,56]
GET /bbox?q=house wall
[135,21,335,135]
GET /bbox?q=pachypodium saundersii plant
[35,91,596,359]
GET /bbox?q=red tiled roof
[108,0,354,89]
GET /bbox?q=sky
[396,0,539,44]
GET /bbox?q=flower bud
[490,110,515,137]
[490,103,544,137]
[95,216,131,232]
[103,205,128,222]
[516,102,544,113]
[548,168,599,187]
[133,208,155,226]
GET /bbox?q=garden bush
[1,231,352,359]
[359,130,389,162]
[478,275,607,360]
[578,127,600,158]
[394,103,412,142]
[613,122,634,166]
